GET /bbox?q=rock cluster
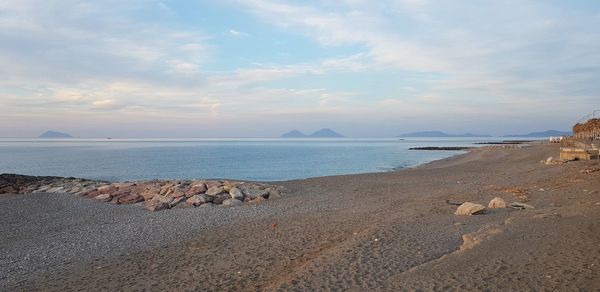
[0,174,286,211]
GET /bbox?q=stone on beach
[118,193,143,204]
[222,198,243,207]
[488,197,507,209]
[0,186,17,194]
[169,196,187,208]
[212,193,230,205]
[454,202,486,215]
[186,194,212,206]
[146,195,172,211]
[229,187,244,200]
[241,186,269,199]
[93,193,112,202]
[206,186,227,197]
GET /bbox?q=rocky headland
[0,173,285,211]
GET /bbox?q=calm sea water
[0,138,506,182]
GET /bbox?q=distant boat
[107,137,113,140]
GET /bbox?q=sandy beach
[2,143,599,291]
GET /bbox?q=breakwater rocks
[409,147,471,151]
[0,174,286,211]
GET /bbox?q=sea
[0,138,519,182]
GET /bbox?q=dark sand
[2,143,599,291]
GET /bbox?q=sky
[1,0,599,138]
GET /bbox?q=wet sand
[2,143,600,291]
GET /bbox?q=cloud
[228,29,249,37]
[1,0,599,137]
[92,99,122,110]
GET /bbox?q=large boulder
[223,181,237,192]
[146,195,171,211]
[185,183,207,197]
[186,194,212,206]
[229,187,244,200]
[454,202,486,215]
[488,197,507,209]
[169,196,187,208]
[212,193,230,205]
[222,198,243,207]
[118,193,143,204]
[206,186,227,197]
[0,186,17,194]
[93,193,112,202]
[241,186,269,199]
[97,185,115,193]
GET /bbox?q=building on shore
[560,112,600,161]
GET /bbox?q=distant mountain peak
[309,128,344,138]
[280,128,344,138]
[503,130,572,137]
[38,130,73,138]
[280,130,307,138]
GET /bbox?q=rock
[46,187,65,193]
[83,190,101,198]
[509,202,535,210]
[222,198,243,207]
[229,187,244,200]
[488,197,507,209]
[110,191,132,204]
[212,193,230,205]
[186,194,212,206]
[186,196,201,206]
[97,185,115,193]
[205,181,222,189]
[146,196,171,211]
[266,188,281,199]
[152,194,173,204]
[185,184,207,197]
[454,202,486,215]
[0,186,17,194]
[169,196,187,208]
[223,181,236,192]
[93,193,112,202]
[141,186,160,201]
[167,187,186,199]
[206,186,226,197]
[118,193,143,204]
[241,186,269,199]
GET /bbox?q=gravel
[0,191,318,290]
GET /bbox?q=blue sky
[1,0,599,137]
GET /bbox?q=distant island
[38,131,73,138]
[280,128,344,138]
[399,131,491,138]
[503,130,572,137]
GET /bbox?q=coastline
[2,142,599,290]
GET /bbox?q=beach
[1,142,599,291]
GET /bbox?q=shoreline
[2,142,599,290]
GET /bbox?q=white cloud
[228,29,249,37]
